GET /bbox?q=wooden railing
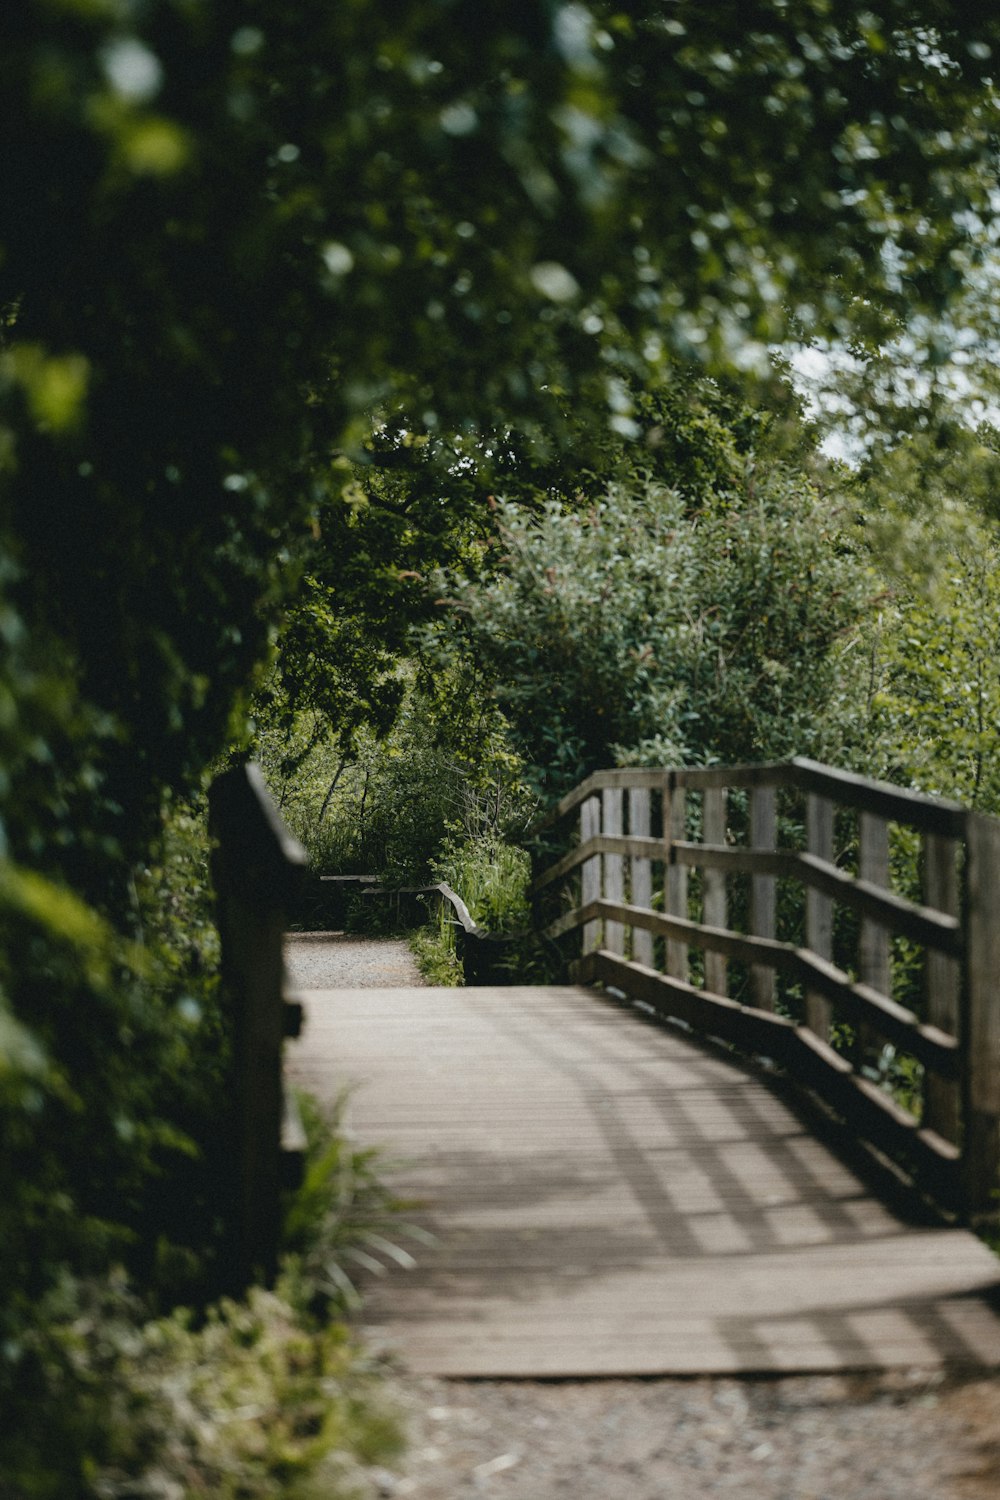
[531,758,1000,1224]
[209,763,308,1292]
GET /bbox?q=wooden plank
[795,949,960,1080]
[702,787,728,996]
[672,843,962,955]
[750,787,777,1011]
[603,787,625,955]
[553,901,960,1080]
[628,786,654,966]
[531,832,664,893]
[962,812,1000,1222]
[581,794,601,955]
[787,1029,960,1208]
[788,757,966,839]
[288,982,1000,1376]
[924,832,961,1143]
[537,758,966,839]
[805,793,834,1039]
[857,811,890,1071]
[665,780,688,981]
[581,950,796,1060]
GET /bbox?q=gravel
[288,933,1000,1500]
[285,931,426,990]
[372,1371,1000,1499]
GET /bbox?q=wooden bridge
[279,759,1000,1374]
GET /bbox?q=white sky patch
[100,37,163,103]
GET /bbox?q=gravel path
[288,933,1000,1500]
[285,931,426,990]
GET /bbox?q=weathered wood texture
[532,758,1000,1223]
[288,983,1000,1378]
[209,763,307,1292]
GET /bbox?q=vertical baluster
[603,787,625,954]
[664,778,688,980]
[858,811,891,1069]
[702,786,728,995]
[961,813,1000,1223]
[749,786,776,1011]
[923,831,961,1144]
[805,793,834,1038]
[581,794,602,955]
[629,786,654,966]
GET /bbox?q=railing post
[629,786,654,965]
[962,812,1000,1223]
[923,832,961,1144]
[664,776,688,980]
[209,763,307,1292]
[805,793,834,1038]
[603,787,625,955]
[749,786,776,1010]
[702,787,727,996]
[581,793,602,955]
[858,811,891,1069]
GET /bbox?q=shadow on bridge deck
[287,983,1000,1377]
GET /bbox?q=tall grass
[411,836,548,986]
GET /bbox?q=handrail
[359,880,524,985]
[538,758,967,838]
[530,758,1000,1224]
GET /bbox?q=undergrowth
[0,1094,410,1500]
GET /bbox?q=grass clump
[410,836,558,986]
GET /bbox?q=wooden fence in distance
[531,757,1000,1224]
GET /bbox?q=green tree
[851,430,1000,810]
[3,7,1000,1485]
[442,461,868,796]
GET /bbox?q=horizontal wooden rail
[532,833,962,955]
[549,897,960,1079]
[539,757,967,838]
[671,843,962,955]
[531,757,999,1223]
[581,950,961,1209]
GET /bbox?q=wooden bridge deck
[287,983,1000,1377]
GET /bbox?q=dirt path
[287,934,1000,1499]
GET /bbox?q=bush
[1,1268,401,1500]
[446,469,869,796]
[1,1092,409,1500]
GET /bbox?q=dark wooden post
[923,831,961,1144]
[702,786,728,996]
[805,792,834,1038]
[664,777,688,980]
[209,762,308,1291]
[603,787,625,955]
[857,810,891,1069]
[962,812,1000,1224]
[749,786,776,1010]
[629,787,654,965]
[581,793,602,955]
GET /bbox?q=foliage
[435,838,532,935]
[1,1267,401,1500]
[445,464,869,797]
[2,1091,412,1500]
[411,836,553,987]
[849,433,1000,813]
[410,909,465,988]
[258,664,534,887]
[282,1092,428,1314]
[3,3,1000,1480]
